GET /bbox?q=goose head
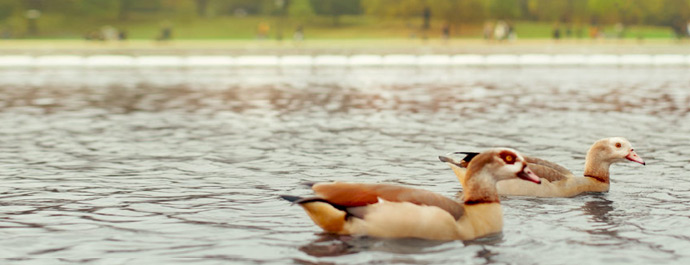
[589,137,645,166]
[440,148,541,184]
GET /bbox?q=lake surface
[0,65,689,264]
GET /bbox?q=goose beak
[517,165,541,184]
[625,149,645,165]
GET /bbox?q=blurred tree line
[0,0,361,23]
[0,0,689,37]
[362,0,690,33]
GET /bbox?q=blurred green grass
[11,14,674,40]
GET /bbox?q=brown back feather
[312,182,465,220]
[524,156,571,182]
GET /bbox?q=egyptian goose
[445,137,645,197]
[281,148,541,241]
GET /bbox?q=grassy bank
[1,39,689,56]
[1,14,675,40]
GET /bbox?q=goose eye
[615,143,622,148]
[499,151,516,164]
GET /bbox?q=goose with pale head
[445,137,645,197]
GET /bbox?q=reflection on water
[299,234,452,258]
[298,229,503,262]
[299,235,356,258]
[582,196,616,230]
[0,67,689,264]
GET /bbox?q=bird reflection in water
[299,234,464,257]
[299,232,502,258]
[464,233,504,264]
[581,195,617,236]
[298,234,356,257]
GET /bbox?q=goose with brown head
[282,148,540,241]
[444,137,646,197]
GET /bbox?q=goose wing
[312,182,465,220]
[523,156,573,182]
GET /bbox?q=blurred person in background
[589,25,600,39]
[507,22,517,41]
[101,25,118,41]
[256,21,270,40]
[483,21,493,40]
[157,21,173,41]
[494,20,508,41]
[441,22,450,43]
[614,23,625,39]
[552,23,561,40]
[293,24,304,44]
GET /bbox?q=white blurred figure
[507,22,517,42]
[293,25,304,44]
[614,22,624,39]
[101,25,118,41]
[494,20,508,41]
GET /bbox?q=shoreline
[1,39,690,56]
[2,53,688,68]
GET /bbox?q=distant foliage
[361,0,690,28]
[0,0,688,32]
[289,0,315,21]
[310,0,360,26]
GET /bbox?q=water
[0,66,689,264]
